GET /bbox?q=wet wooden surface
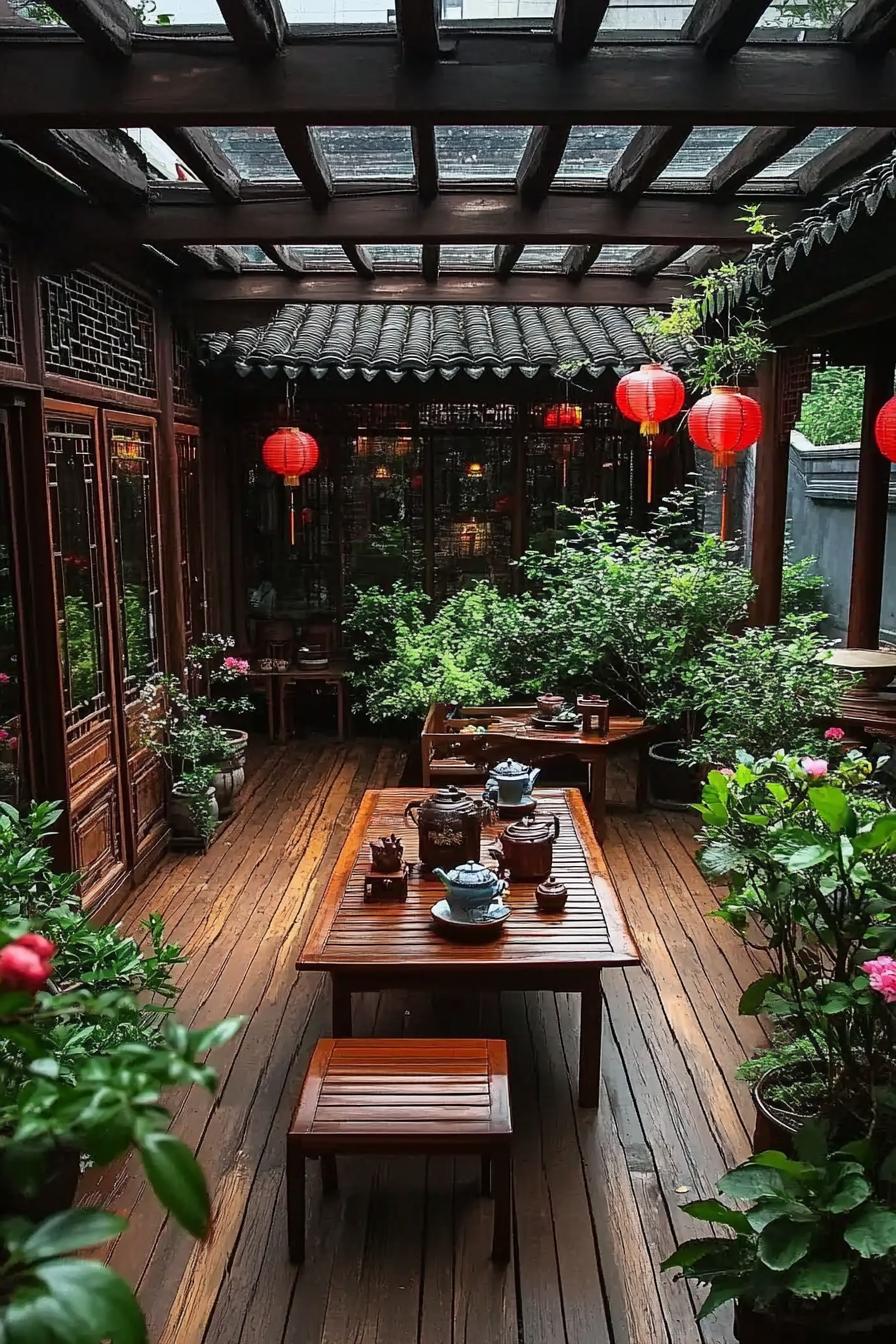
[80,736,766,1344]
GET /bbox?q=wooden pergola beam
[516,125,571,206]
[272,126,333,208]
[681,0,772,61]
[180,271,687,305]
[796,126,896,196]
[39,0,135,59]
[629,245,686,280]
[836,0,896,50]
[707,125,808,197]
[154,128,242,204]
[3,41,896,127]
[342,244,375,278]
[552,0,613,61]
[607,126,691,198]
[561,244,601,279]
[494,244,524,278]
[83,191,807,246]
[261,244,303,273]
[421,243,439,282]
[394,0,450,61]
[411,124,439,202]
[214,0,286,58]
[10,128,148,207]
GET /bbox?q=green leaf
[817,1169,871,1215]
[34,1259,147,1344]
[786,844,832,871]
[186,1017,243,1056]
[746,1198,816,1233]
[718,1164,787,1201]
[854,813,896,853]
[793,1118,829,1168]
[844,1204,896,1258]
[817,981,856,1016]
[139,1131,210,1238]
[786,1258,850,1300]
[758,1217,813,1271]
[807,785,851,834]
[22,1209,127,1261]
[681,1199,750,1233]
[696,1278,743,1320]
[699,840,744,879]
[752,1150,814,1180]
[29,1057,61,1080]
[661,1237,724,1270]
[739,974,778,1016]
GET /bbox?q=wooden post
[750,352,789,626]
[155,308,188,675]
[847,353,894,649]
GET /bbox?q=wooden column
[750,353,790,626]
[847,353,894,648]
[155,308,188,675]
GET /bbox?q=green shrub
[797,366,864,446]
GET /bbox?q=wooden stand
[363,864,409,902]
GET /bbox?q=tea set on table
[363,755,570,941]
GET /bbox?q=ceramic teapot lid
[441,861,499,887]
[490,758,529,777]
[422,785,477,814]
[504,816,555,842]
[536,876,568,900]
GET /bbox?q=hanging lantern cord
[719,467,730,542]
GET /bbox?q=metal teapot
[432,860,507,917]
[485,758,540,807]
[404,785,491,870]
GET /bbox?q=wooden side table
[287,1037,512,1263]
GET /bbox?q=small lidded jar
[535,876,568,913]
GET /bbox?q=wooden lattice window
[106,419,162,701]
[172,322,199,410]
[343,403,424,590]
[0,244,21,368]
[46,414,110,731]
[176,425,206,646]
[41,271,157,398]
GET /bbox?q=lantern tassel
[640,420,660,438]
[646,442,654,505]
[719,468,730,542]
[288,488,296,547]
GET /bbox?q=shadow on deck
[81,737,768,1344]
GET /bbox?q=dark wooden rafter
[394,0,451,61]
[552,0,612,61]
[38,0,135,59]
[607,126,691,198]
[411,124,439,202]
[421,243,439,282]
[561,244,601,279]
[684,243,750,274]
[494,244,524,278]
[629,245,686,280]
[4,42,896,127]
[707,125,808,197]
[261,244,303,273]
[273,125,333,208]
[681,0,772,62]
[181,243,242,272]
[342,244,375,277]
[797,127,896,195]
[154,128,242,204]
[836,0,896,50]
[10,128,147,207]
[214,0,286,58]
[516,125,572,206]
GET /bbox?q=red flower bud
[0,943,51,991]
[16,933,56,961]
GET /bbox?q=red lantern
[614,363,685,437]
[688,386,762,469]
[543,403,583,430]
[261,426,319,485]
[874,396,896,463]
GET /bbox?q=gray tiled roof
[200,303,691,382]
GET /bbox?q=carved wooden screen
[175,424,207,647]
[0,412,23,805]
[105,416,162,702]
[0,246,21,370]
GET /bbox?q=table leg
[331,976,353,1037]
[335,682,346,742]
[588,754,608,843]
[491,1147,512,1262]
[481,1154,492,1196]
[320,1154,339,1194]
[578,975,603,1109]
[277,679,288,745]
[421,736,431,788]
[635,741,650,811]
[286,1139,305,1263]
[266,676,276,745]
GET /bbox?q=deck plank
[76,739,766,1344]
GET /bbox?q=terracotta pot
[735,1301,896,1342]
[647,740,701,809]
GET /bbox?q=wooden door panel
[130,753,167,853]
[71,787,125,899]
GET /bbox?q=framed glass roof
[751,127,852,180]
[208,128,298,182]
[436,126,532,183]
[555,126,640,183]
[364,244,423,267]
[315,127,415,183]
[516,246,569,271]
[441,245,499,270]
[658,127,748,180]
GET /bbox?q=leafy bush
[796,367,865,447]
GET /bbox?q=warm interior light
[465,461,485,478]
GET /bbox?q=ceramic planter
[213,761,245,817]
[647,740,701,809]
[170,783,219,841]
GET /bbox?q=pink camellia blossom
[0,673,10,685]
[800,757,829,779]
[824,726,845,742]
[862,956,896,1005]
[0,938,53,992]
[223,656,250,675]
[16,933,56,961]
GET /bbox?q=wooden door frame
[174,420,208,649]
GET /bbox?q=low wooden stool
[287,1037,512,1263]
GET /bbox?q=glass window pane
[207,129,299,182]
[109,426,161,697]
[556,126,640,183]
[751,127,853,180]
[594,244,644,270]
[315,126,415,183]
[516,246,568,271]
[436,126,532,182]
[291,246,355,271]
[441,245,497,270]
[365,244,422,268]
[658,126,748,179]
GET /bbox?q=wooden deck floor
[82,737,767,1344]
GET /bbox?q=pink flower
[7,737,17,751]
[0,673,10,685]
[0,937,53,992]
[223,656,250,675]
[719,767,734,778]
[800,757,828,779]
[862,956,896,1005]
[824,726,845,742]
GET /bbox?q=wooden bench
[287,1037,513,1263]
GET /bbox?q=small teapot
[490,813,560,881]
[485,757,540,807]
[536,693,564,719]
[432,861,507,917]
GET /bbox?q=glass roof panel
[556,126,640,183]
[751,127,852,180]
[436,127,532,182]
[315,126,415,182]
[364,244,422,267]
[239,245,275,266]
[441,245,498,270]
[593,244,644,271]
[208,129,298,181]
[516,246,568,271]
[290,246,354,271]
[658,127,748,179]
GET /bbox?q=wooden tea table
[248,661,349,744]
[420,701,660,841]
[297,787,640,1107]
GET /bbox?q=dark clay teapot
[404,786,491,870]
[489,813,560,881]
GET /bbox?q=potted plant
[170,765,219,844]
[663,1124,896,1341]
[694,747,896,1147]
